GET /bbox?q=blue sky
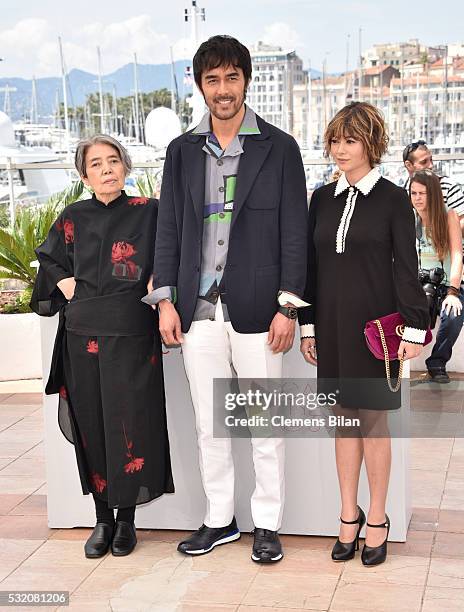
[1,0,463,78]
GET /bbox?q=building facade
[247,42,304,134]
[249,38,464,151]
[362,39,445,69]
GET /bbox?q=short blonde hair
[75,134,132,178]
[324,102,389,167]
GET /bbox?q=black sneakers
[177,519,283,563]
[177,517,241,555]
[428,368,450,383]
[251,528,283,563]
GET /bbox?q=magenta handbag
[364,312,432,392]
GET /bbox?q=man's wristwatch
[277,305,298,319]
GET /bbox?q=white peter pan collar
[334,167,382,254]
[334,167,382,198]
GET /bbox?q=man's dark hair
[193,35,252,91]
[402,139,427,163]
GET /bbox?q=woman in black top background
[299,102,429,566]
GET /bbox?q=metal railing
[2,153,464,224]
[0,159,161,223]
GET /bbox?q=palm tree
[0,181,85,288]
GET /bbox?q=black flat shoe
[111,521,137,556]
[331,506,366,562]
[177,518,240,555]
[251,528,283,563]
[84,522,114,558]
[361,514,390,566]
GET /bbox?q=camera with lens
[418,267,445,286]
[418,267,446,326]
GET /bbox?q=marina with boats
[1,1,464,224]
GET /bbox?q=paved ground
[0,377,464,611]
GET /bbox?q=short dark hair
[402,140,427,163]
[193,35,252,92]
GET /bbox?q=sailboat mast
[133,53,140,143]
[53,89,59,128]
[344,34,350,104]
[184,0,206,127]
[3,85,11,115]
[112,84,118,135]
[170,46,177,113]
[357,28,362,101]
[97,46,105,133]
[31,76,38,124]
[306,59,313,150]
[415,71,420,139]
[58,37,71,158]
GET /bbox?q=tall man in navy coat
[145,35,308,563]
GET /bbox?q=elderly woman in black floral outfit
[31,135,174,558]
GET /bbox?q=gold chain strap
[374,319,404,393]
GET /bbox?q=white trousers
[182,299,285,530]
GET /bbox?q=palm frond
[0,181,85,289]
[135,172,161,198]
[0,269,28,283]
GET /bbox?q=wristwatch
[278,305,298,319]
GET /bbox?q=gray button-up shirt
[146,105,261,322]
[191,105,260,321]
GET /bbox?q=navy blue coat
[153,114,308,333]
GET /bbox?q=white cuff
[141,286,176,306]
[300,324,315,338]
[402,326,427,344]
[278,291,310,308]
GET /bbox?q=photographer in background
[410,170,464,383]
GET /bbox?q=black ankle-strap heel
[361,514,390,566]
[331,505,366,562]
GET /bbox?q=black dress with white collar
[298,168,429,410]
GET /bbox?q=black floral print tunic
[32,192,174,507]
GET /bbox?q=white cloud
[0,18,55,77]
[172,37,195,63]
[259,22,301,51]
[0,18,51,47]
[0,16,188,79]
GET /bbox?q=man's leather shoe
[177,517,240,555]
[84,523,114,558]
[428,368,450,383]
[251,528,283,563]
[111,521,137,556]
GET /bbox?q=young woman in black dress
[299,102,429,566]
[32,135,174,558]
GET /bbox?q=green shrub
[1,287,33,314]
